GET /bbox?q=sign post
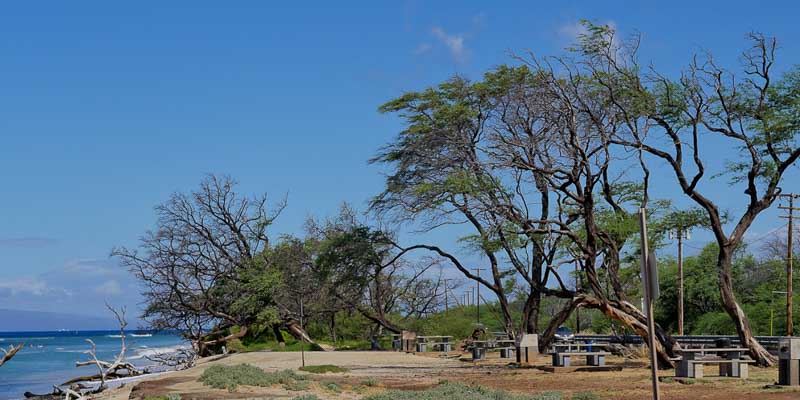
[639,208,661,400]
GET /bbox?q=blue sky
[2,1,800,323]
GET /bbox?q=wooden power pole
[670,229,690,336]
[472,268,485,324]
[639,209,661,400]
[443,279,450,312]
[779,194,800,336]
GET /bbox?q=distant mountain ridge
[0,308,123,331]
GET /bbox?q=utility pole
[472,268,485,324]
[443,279,451,312]
[778,194,800,336]
[300,294,305,367]
[670,229,690,336]
[575,261,581,333]
[639,209,661,400]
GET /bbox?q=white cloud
[95,280,122,296]
[414,42,432,55]
[431,27,467,62]
[557,20,619,46]
[558,21,589,43]
[0,277,49,296]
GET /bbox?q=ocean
[0,330,187,400]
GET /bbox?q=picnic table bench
[496,339,516,359]
[415,335,453,353]
[549,342,610,367]
[675,348,755,379]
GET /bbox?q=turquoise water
[0,330,186,400]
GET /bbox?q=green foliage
[364,382,563,400]
[570,392,602,400]
[291,396,321,400]
[299,364,348,373]
[283,380,311,391]
[198,364,304,392]
[322,381,342,393]
[361,378,379,387]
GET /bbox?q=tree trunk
[329,313,337,343]
[272,324,285,344]
[580,295,678,368]
[284,318,317,346]
[521,290,542,335]
[718,250,776,366]
[539,298,582,352]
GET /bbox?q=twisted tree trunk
[718,250,776,366]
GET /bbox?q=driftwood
[59,305,146,397]
[0,343,23,368]
[145,348,197,370]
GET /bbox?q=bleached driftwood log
[145,348,197,370]
[63,305,145,392]
[0,343,23,368]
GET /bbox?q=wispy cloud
[557,21,589,43]
[0,237,59,248]
[414,42,432,55]
[95,280,122,296]
[557,20,618,46]
[0,277,50,296]
[431,27,467,63]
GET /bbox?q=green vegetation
[361,378,379,387]
[198,364,305,392]
[299,364,348,373]
[322,381,342,393]
[291,396,321,400]
[363,382,584,400]
[283,380,311,391]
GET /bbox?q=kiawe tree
[571,23,800,365]
[113,174,300,355]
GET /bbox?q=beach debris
[145,347,197,370]
[61,305,146,396]
[0,342,23,368]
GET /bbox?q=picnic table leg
[552,354,571,367]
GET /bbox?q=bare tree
[113,174,292,355]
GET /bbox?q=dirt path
[98,351,800,400]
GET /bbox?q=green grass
[198,364,305,392]
[299,364,348,373]
[364,382,564,400]
[291,396,321,400]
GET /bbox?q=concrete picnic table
[549,342,610,367]
[415,335,454,352]
[675,347,754,378]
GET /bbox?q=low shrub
[198,364,305,392]
[364,382,562,400]
[299,364,349,373]
[284,380,311,391]
[361,378,379,387]
[571,392,601,400]
[323,381,342,393]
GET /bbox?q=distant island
[0,308,124,331]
